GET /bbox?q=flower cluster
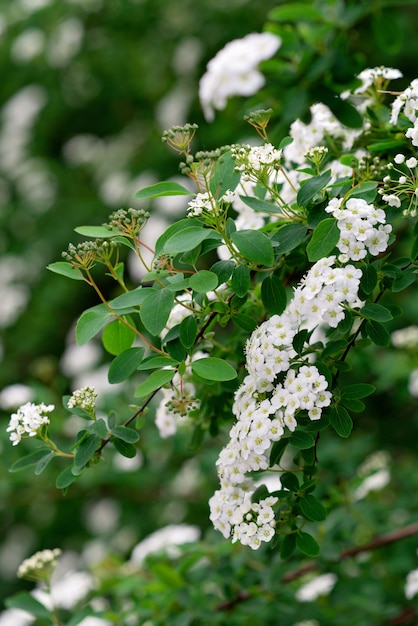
[391,78,418,146]
[67,386,97,413]
[325,197,392,262]
[17,548,61,583]
[199,32,281,122]
[231,143,283,182]
[380,153,418,217]
[7,401,54,445]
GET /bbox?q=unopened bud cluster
[17,548,61,583]
[107,208,149,237]
[67,386,97,413]
[162,123,198,155]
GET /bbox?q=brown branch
[282,521,418,583]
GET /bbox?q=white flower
[296,573,337,602]
[405,568,418,599]
[130,525,200,566]
[7,402,54,445]
[199,32,281,121]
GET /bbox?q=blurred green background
[1,0,418,619]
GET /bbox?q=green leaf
[261,274,287,315]
[239,195,281,214]
[271,223,308,254]
[76,304,113,345]
[109,287,155,309]
[5,592,51,619]
[365,320,390,346]
[349,181,377,202]
[47,261,85,281]
[280,472,299,491]
[280,533,297,559]
[102,317,136,355]
[74,434,100,470]
[269,3,324,21]
[270,439,288,466]
[299,494,327,522]
[231,230,274,266]
[231,312,257,332]
[341,397,365,413]
[210,259,235,283]
[392,269,417,292]
[9,448,52,473]
[112,437,137,458]
[74,225,117,238]
[137,355,179,371]
[110,426,139,443]
[34,450,55,476]
[296,531,320,557]
[209,150,241,198]
[297,170,332,208]
[341,383,376,399]
[108,347,145,384]
[134,181,192,199]
[360,264,377,295]
[306,218,340,262]
[56,465,77,489]
[140,289,174,335]
[330,405,353,438]
[189,270,219,293]
[191,357,237,381]
[180,315,197,349]
[361,303,393,322]
[327,97,364,129]
[288,430,315,450]
[164,227,215,254]
[135,369,175,397]
[231,264,250,297]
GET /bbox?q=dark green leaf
[108,347,145,384]
[299,494,327,521]
[349,181,377,202]
[155,219,198,257]
[239,195,281,214]
[341,397,365,413]
[296,531,320,557]
[10,448,52,473]
[56,465,77,490]
[360,264,378,295]
[140,289,174,335]
[297,170,331,208]
[180,315,197,349]
[34,450,55,476]
[231,264,250,297]
[306,218,339,262]
[74,434,100,470]
[270,439,288,465]
[365,320,390,346]
[110,426,139,443]
[271,223,308,254]
[109,287,155,309]
[261,274,287,315]
[89,418,108,438]
[210,260,235,283]
[392,269,417,292]
[112,438,137,458]
[210,150,241,198]
[330,405,353,438]
[135,181,191,199]
[361,302,393,322]
[292,329,310,355]
[341,383,376,399]
[231,312,258,332]
[191,357,237,381]
[280,472,299,491]
[280,533,297,559]
[288,430,315,449]
[230,230,274,266]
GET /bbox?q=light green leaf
[269,3,324,21]
[189,270,219,293]
[109,287,155,310]
[34,450,55,476]
[10,448,52,473]
[47,261,85,281]
[135,181,191,199]
[134,369,175,397]
[76,305,113,345]
[74,225,117,238]
[74,434,101,470]
[239,195,281,214]
[230,230,274,266]
[102,317,136,355]
[108,347,145,383]
[306,218,340,262]
[210,150,241,198]
[110,426,139,443]
[140,289,174,335]
[137,354,179,370]
[191,357,237,381]
[5,592,52,619]
[164,227,216,254]
[155,218,199,257]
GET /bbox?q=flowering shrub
[4,17,418,626]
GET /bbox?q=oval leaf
[192,357,237,381]
[47,261,85,281]
[179,315,197,349]
[306,218,340,262]
[297,170,331,208]
[261,274,287,315]
[140,289,174,336]
[135,181,191,199]
[296,531,320,557]
[164,227,213,254]
[231,230,274,266]
[102,318,136,355]
[189,270,219,293]
[231,264,250,297]
[108,347,145,384]
[330,405,353,438]
[76,305,113,346]
[74,225,117,238]
[299,494,327,522]
[134,368,175,397]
